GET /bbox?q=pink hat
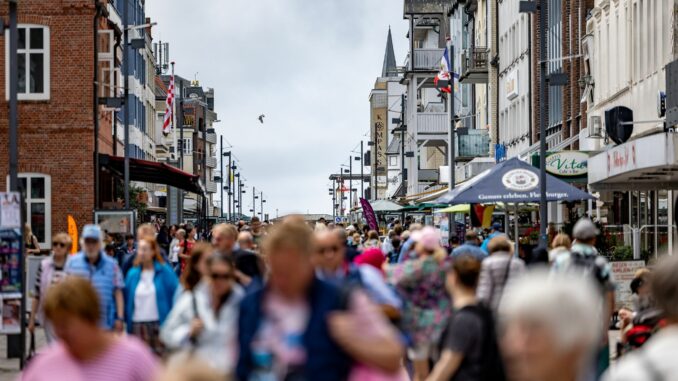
[354,248,386,273]
[410,226,441,251]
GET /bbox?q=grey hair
[499,270,602,351]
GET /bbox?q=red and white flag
[162,73,175,136]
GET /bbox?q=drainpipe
[94,0,104,211]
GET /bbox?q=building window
[5,25,50,101]
[6,173,51,247]
[389,156,397,167]
[179,138,192,155]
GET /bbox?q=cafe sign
[545,151,588,177]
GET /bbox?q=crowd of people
[20,215,678,381]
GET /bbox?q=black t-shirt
[442,305,485,381]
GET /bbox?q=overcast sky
[146,0,408,218]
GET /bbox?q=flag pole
[171,62,177,163]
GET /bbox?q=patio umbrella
[436,157,595,205]
[436,157,594,254]
[368,199,404,212]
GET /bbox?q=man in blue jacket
[65,224,124,332]
[237,219,403,381]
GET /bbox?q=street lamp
[220,143,232,220]
[121,5,156,210]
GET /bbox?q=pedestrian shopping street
[1,1,678,381]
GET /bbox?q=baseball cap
[492,222,502,231]
[346,225,356,232]
[572,218,599,240]
[410,226,442,251]
[82,224,102,241]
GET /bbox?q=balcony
[205,180,218,194]
[418,169,439,182]
[417,112,448,135]
[460,47,489,84]
[458,130,490,159]
[206,156,217,168]
[412,48,445,71]
[206,132,217,145]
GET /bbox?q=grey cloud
[147,0,407,215]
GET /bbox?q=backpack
[457,305,507,381]
[568,249,608,288]
[625,308,665,352]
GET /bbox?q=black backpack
[461,304,507,381]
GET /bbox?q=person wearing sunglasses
[161,252,244,376]
[28,232,72,343]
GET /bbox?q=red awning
[99,154,204,195]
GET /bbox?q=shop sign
[502,169,539,191]
[607,141,637,177]
[545,151,589,177]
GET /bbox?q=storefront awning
[99,154,204,195]
[588,133,678,191]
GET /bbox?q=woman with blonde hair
[24,223,41,255]
[124,238,178,356]
[549,233,572,263]
[28,232,71,342]
[22,277,159,381]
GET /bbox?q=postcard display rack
[0,192,25,363]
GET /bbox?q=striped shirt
[65,252,124,330]
[21,336,159,381]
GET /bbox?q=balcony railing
[206,132,218,145]
[418,169,439,182]
[417,112,448,135]
[460,47,489,84]
[413,48,445,71]
[458,131,490,159]
[205,180,218,194]
[206,156,217,168]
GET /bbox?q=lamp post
[260,192,265,219]
[252,186,257,219]
[349,157,353,211]
[235,173,241,219]
[231,163,237,221]
[224,151,232,221]
[219,136,223,218]
[122,0,130,209]
[360,142,365,199]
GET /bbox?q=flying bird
[258,114,265,124]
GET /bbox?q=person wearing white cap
[551,217,616,379]
[65,224,125,332]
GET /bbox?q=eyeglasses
[53,242,67,248]
[317,246,341,255]
[210,272,234,281]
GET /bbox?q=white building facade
[498,0,531,158]
[585,0,678,257]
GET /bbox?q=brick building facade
[531,0,594,149]
[0,0,118,247]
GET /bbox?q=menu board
[610,260,646,309]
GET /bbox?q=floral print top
[386,256,450,347]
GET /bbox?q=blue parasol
[436,157,595,205]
